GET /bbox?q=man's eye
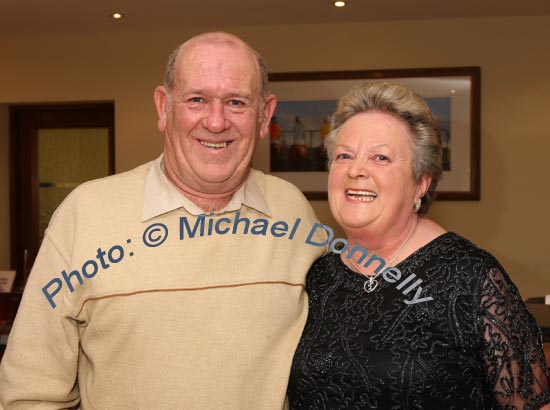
[228,100,245,107]
[188,97,203,103]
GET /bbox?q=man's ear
[259,94,277,139]
[154,86,169,132]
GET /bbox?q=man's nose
[202,101,229,133]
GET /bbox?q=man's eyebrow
[225,92,253,100]
[179,89,253,99]
[177,88,206,96]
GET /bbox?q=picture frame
[252,67,480,201]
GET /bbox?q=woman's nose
[347,158,370,179]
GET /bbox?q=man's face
[155,40,276,196]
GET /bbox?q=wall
[0,15,549,297]
[0,106,9,269]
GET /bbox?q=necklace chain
[348,221,418,293]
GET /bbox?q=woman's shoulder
[415,218,488,257]
[403,227,501,293]
[306,252,347,286]
[310,251,342,272]
[433,231,496,263]
[415,217,495,265]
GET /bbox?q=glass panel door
[38,127,110,241]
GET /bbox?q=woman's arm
[480,263,550,409]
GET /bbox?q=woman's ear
[416,174,432,199]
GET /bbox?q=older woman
[287,82,550,409]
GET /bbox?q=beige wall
[1,16,549,297]
[0,105,10,269]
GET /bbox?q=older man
[0,32,325,410]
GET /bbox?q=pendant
[363,277,379,293]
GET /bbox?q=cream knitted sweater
[0,161,326,410]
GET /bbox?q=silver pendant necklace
[348,221,418,293]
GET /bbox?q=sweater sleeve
[479,261,550,409]
[0,232,81,409]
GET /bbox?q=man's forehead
[185,42,246,62]
[183,42,254,69]
[184,33,248,51]
[175,40,260,91]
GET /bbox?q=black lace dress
[288,233,550,410]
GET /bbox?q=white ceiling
[3,0,550,36]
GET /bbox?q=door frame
[10,102,114,289]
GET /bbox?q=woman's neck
[342,217,419,276]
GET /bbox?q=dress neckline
[336,231,457,279]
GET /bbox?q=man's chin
[195,169,249,193]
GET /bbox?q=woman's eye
[374,154,389,161]
[335,153,351,160]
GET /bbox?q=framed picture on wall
[252,67,480,201]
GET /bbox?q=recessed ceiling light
[334,1,346,7]
[111,12,124,19]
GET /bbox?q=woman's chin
[340,221,375,236]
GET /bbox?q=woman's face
[328,111,430,239]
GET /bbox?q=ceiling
[3,0,550,36]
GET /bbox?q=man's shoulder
[67,160,152,202]
[50,160,154,224]
[40,160,155,244]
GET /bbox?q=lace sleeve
[480,263,550,409]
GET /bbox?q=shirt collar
[141,155,272,221]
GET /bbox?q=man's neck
[183,192,233,212]
[162,158,243,212]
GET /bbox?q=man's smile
[199,140,233,149]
